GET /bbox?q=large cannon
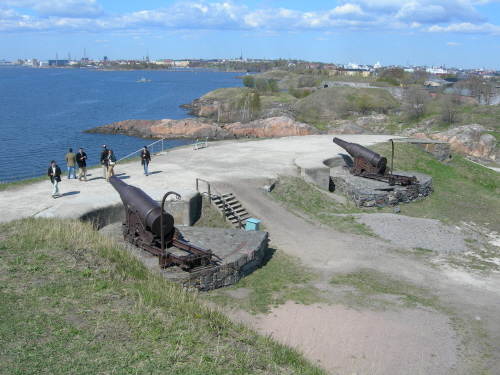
[333,137,417,186]
[109,176,213,271]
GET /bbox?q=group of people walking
[47,144,152,198]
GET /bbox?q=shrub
[242,75,255,88]
[255,78,269,93]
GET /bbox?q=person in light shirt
[65,148,77,179]
[47,160,62,198]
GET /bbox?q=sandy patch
[230,301,459,375]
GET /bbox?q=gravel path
[354,213,481,253]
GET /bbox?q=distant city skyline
[1,0,500,70]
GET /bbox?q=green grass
[0,217,326,375]
[370,143,500,233]
[194,196,233,229]
[0,174,47,191]
[293,86,400,127]
[269,176,372,235]
[204,249,323,314]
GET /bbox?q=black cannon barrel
[333,137,387,170]
[109,176,174,236]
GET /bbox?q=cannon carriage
[333,137,418,186]
[109,176,214,271]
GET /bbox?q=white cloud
[0,0,498,37]
[340,0,486,23]
[427,22,500,34]
[316,37,329,41]
[446,41,462,45]
[331,4,364,15]
[4,0,104,18]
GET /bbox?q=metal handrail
[117,138,167,162]
[196,178,243,229]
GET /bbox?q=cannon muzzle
[333,137,387,171]
[109,176,174,236]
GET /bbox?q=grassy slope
[0,218,325,375]
[291,87,400,127]
[370,143,500,233]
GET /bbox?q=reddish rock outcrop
[85,116,320,140]
[328,121,367,134]
[430,124,499,162]
[225,116,319,138]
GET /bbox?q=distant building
[426,67,448,75]
[47,59,69,66]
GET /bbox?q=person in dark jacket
[76,148,88,181]
[100,145,108,179]
[140,146,151,176]
[47,160,62,198]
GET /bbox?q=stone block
[160,190,202,226]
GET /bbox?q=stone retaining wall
[167,227,268,291]
[105,224,269,291]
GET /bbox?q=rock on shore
[85,116,320,140]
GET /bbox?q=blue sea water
[0,67,243,182]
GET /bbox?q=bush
[298,75,318,88]
[255,78,269,93]
[242,75,255,88]
[268,79,280,93]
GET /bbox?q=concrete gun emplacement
[333,137,418,186]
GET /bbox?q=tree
[356,94,374,115]
[298,75,318,88]
[440,94,461,125]
[412,70,429,84]
[402,87,431,120]
[466,76,494,104]
[268,79,279,93]
[250,90,261,112]
[242,75,254,88]
[255,78,268,93]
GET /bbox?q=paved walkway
[0,134,396,222]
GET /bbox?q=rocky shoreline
[84,116,321,140]
[85,89,499,166]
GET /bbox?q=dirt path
[2,134,499,374]
[220,178,500,374]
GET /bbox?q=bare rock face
[355,114,388,128]
[84,119,162,138]
[85,116,319,140]
[224,116,319,138]
[151,119,234,140]
[328,121,367,134]
[430,124,499,162]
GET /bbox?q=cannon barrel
[109,176,174,236]
[333,137,387,170]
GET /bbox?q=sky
[1,0,500,69]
